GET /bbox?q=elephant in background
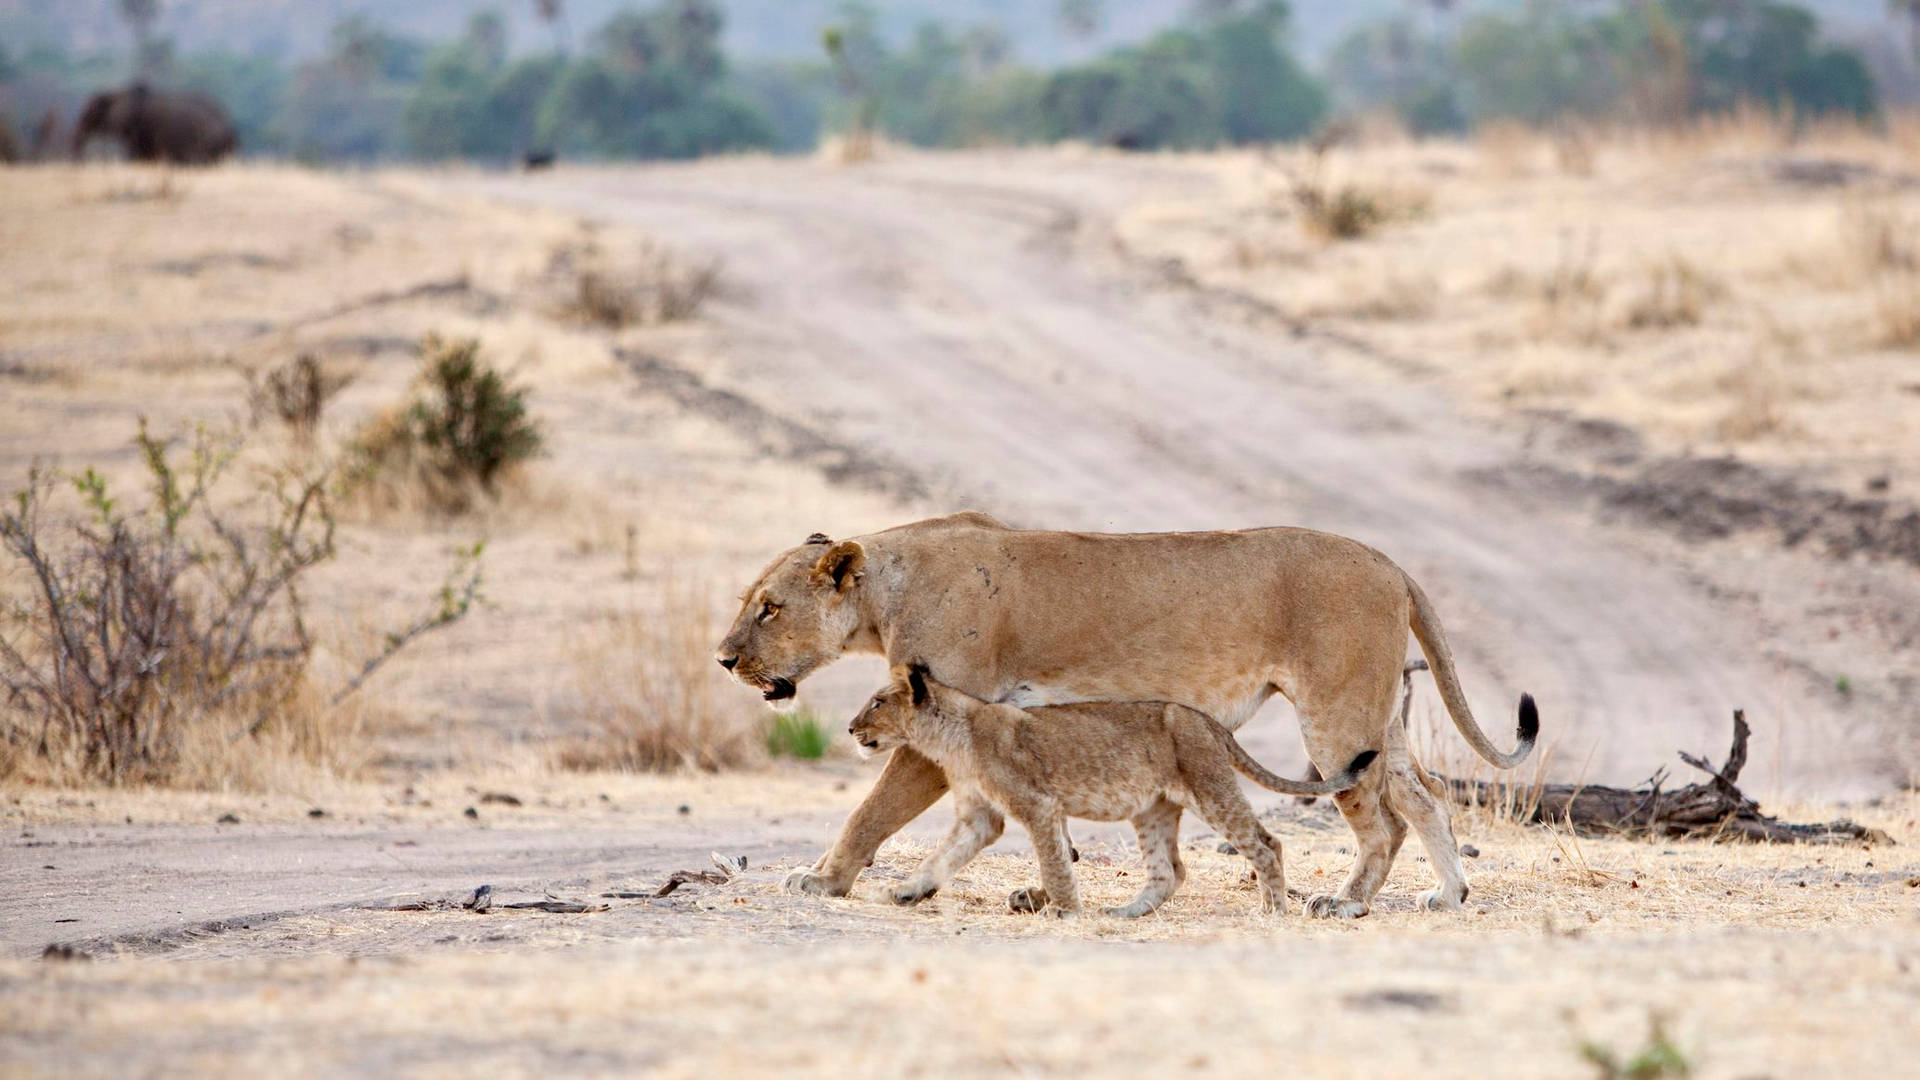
[71,84,237,165]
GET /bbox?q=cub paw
[1305,893,1369,920]
[1420,886,1466,912]
[891,881,939,906]
[782,868,851,898]
[1007,886,1049,914]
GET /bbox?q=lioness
[850,665,1378,918]
[718,513,1538,919]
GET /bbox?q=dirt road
[468,152,1887,793]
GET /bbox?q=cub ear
[810,539,866,592]
[907,664,930,707]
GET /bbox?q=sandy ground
[4,144,1920,1076]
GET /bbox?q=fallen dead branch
[1431,690,1890,845]
[368,884,607,914]
[653,852,748,897]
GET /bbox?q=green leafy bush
[766,708,833,760]
[350,336,544,513]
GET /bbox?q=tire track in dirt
[467,156,1889,794]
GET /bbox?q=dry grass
[0,163,908,788]
[550,238,724,328]
[1122,114,1920,479]
[3,776,1914,1075]
[550,591,770,773]
[1621,255,1726,330]
[1871,272,1920,348]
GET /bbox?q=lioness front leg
[784,747,947,897]
[892,793,1003,906]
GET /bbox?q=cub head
[714,533,867,705]
[848,664,934,758]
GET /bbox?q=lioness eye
[758,600,780,622]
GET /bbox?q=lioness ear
[803,532,831,545]
[811,539,866,592]
[907,665,929,706]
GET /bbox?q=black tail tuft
[1345,749,1380,776]
[1517,694,1540,742]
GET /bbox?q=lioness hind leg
[891,793,1004,906]
[1386,763,1471,911]
[1105,799,1184,918]
[1306,769,1396,920]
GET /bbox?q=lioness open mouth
[762,677,796,702]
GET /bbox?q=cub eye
[757,600,781,623]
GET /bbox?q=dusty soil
[4,144,1920,1076]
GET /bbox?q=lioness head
[847,664,933,757]
[714,533,867,704]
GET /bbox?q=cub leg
[1189,791,1287,916]
[891,791,1004,906]
[1016,810,1081,918]
[1105,798,1185,918]
[785,746,947,897]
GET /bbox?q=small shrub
[766,708,832,760]
[555,594,764,774]
[1872,272,1920,348]
[1840,200,1919,276]
[1623,256,1726,330]
[555,241,724,328]
[1579,1014,1692,1080]
[0,423,480,786]
[1279,147,1429,242]
[247,354,353,442]
[348,336,543,514]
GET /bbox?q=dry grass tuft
[1622,255,1726,330]
[552,239,724,329]
[245,354,354,443]
[552,592,767,774]
[1872,273,1920,348]
[1307,270,1438,321]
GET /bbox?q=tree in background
[1893,0,1920,60]
[280,15,423,161]
[536,0,772,159]
[118,0,171,81]
[1332,0,1878,131]
[534,0,571,57]
[1040,0,1325,149]
[1057,0,1105,42]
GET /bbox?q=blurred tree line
[0,0,1896,164]
[1327,0,1881,133]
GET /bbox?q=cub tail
[1209,717,1379,796]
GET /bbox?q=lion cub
[849,665,1377,918]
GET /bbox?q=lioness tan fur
[850,665,1379,917]
[717,512,1539,919]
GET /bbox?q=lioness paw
[1101,899,1155,919]
[782,868,851,898]
[1007,886,1048,914]
[1305,893,1369,920]
[1043,906,1079,920]
[891,881,939,906]
[1420,887,1466,912]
